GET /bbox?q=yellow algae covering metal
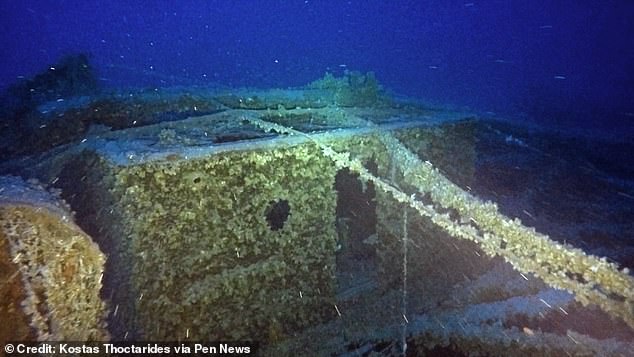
[116,144,338,341]
[0,176,108,342]
[58,139,340,341]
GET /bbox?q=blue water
[1,0,632,136]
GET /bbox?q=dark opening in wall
[334,160,378,284]
[265,199,290,231]
[335,161,378,241]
